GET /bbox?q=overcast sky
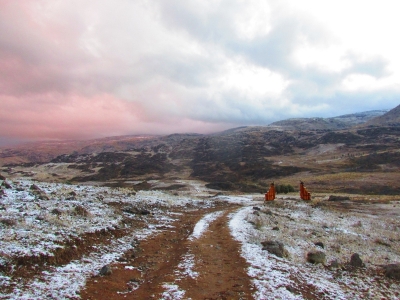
[1,0,399,145]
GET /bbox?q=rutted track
[81,205,254,299]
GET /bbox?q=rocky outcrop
[261,241,288,258]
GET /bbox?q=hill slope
[269,110,388,130]
[365,104,400,126]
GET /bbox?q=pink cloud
[0,93,143,141]
[0,92,232,144]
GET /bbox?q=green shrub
[276,184,295,194]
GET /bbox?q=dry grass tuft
[0,218,17,227]
[73,205,90,217]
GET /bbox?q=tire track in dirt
[167,208,255,299]
[81,204,254,299]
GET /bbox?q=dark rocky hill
[21,125,397,194]
[2,108,400,194]
[364,104,400,126]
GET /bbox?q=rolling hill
[1,106,400,194]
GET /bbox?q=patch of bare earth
[81,206,255,299]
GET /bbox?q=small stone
[382,264,400,280]
[2,181,12,189]
[315,242,324,249]
[307,251,326,264]
[99,265,112,276]
[286,286,298,294]
[328,195,350,201]
[329,259,340,269]
[349,253,363,268]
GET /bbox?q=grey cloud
[345,53,390,78]
[1,0,399,145]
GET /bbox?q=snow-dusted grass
[0,180,122,259]
[229,199,400,299]
[10,231,151,299]
[0,178,215,299]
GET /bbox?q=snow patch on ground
[176,253,198,279]
[0,178,217,299]
[229,200,400,299]
[161,283,187,300]
[189,211,224,240]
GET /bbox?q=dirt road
[81,205,254,299]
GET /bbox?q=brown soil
[80,205,255,299]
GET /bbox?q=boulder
[123,206,150,215]
[30,184,42,191]
[349,253,363,268]
[307,251,326,264]
[382,264,400,280]
[328,195,350,201]
[30,184,49,200]
[99,265,112,276]
[261,241,288,258]
[1,181,12,189]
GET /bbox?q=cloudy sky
[1,0,399,145]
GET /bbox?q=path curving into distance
[81,205,254,299]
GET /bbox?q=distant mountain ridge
[268,110,389,130]
[1,105,400,194]
[1,106,398,167]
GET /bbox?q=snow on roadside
[9,227,154,299]
[230,207,306,299]
[229,201,400,299]
[0,178,217,299]
[0,180,121,259]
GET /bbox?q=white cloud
[217,57,288,98]
[233,0,272,40]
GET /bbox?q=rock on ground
[261,240,288,258]
[307,251,326,264]
[383,264,400,280]
[349,253,364,268]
